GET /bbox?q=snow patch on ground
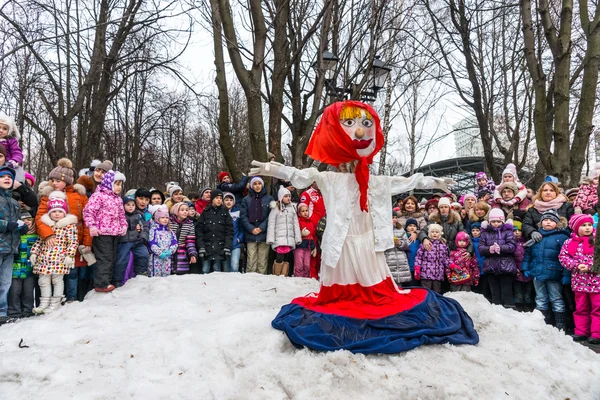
[0,273,598,399]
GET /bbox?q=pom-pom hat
[47,191,68,215]
[569,214,593,234]
[48,158,75,185]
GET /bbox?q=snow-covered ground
[0,273,599,399]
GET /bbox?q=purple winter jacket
[1,137,23,164]
[479,223,517,275]
[414,239,449,281]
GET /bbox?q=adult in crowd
[522,182,574,242]
[419,197,468,251]
[492,181,530,221]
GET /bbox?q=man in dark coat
[195,189,233,273]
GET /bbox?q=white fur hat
[278,186,291,202]
[0,112,18,138]
[438,197,451,208]
[428,223,444,235]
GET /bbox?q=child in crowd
[148,205,178,277]
[479,209,516,308]
[169,202,197,275]
[414,224,448,293]
[384,212,411,286]
[114,195,149,285]
[475,172,495,199]
[470,222,489,301]
[195,190,233,273]
[223,192,244,273]
[0,113,25,182]
[513,220,534,312]
[295,203,316,278]
[559,214,599,344]
[240,177,273,274]
[267,187,301,276]
[7,211,36,318]
[30,193,78,314]
[404,218,421,286]
[186,202,198,222]
[521,210,570,329]
[573,164,600,214]
[448,232,479,292]
[83,170,128,292]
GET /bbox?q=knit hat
[169,185,183,198]
[0,112,18,138]
[123,195,135,205]
[475,172,487,181]
[135,187,151,199]
[513,220,522,231]
[565,188,579,199]
[24,172,35,186]
[250,177,264,188]
[48,158,75,185]
[218,171,231,182]
[297,203,308,215]
[425,198,438,210]
[470,222,481,231]
[568,214,593,234]
[20,211,32,220]
[540,209,560,224]
[125,189,136,197]
[47,191,68,215]
[498,181,519,195]
[99,170,126,193]
[278,186,291,202]
[170,202,187,216]
[150,204,169,221]
[488,208,505,223]
[428,223,443,235]
[95,160,113,172]
[405,218,418,229]
[200,186,211,197]
[455,231,470,246]
[210,189,223,201]
[392,209,398,218]
[223,192,235,204]
[463,193,477,203]
[438,197,451,208]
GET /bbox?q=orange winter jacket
[35,183,92,247]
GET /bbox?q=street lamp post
[313,51,392,103]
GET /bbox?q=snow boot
[571,334,588,342]
[43,296,63,314]
[32,297,51,314]
[273,262,284,276]
[281,262,290,277]
[515,303,524,312]
[554,312,567,331]
[588,337,600,345]
[539,309,551,325]
[94,284,115,293]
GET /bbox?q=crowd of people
[0,111,599,347]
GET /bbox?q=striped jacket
[12,233,38,279]
[169,216,197,274]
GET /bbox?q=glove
[301,228,310,237]
[198,249,206,259]
[523,271,532,278]
[432,177,456,193]
[249,160,289,179]
[530,232,542,243]
[311,248,317,257]
[18,224,29,234]
[8,160,18,169]
[64,256,74,268]
[6,222,18,232]
[224,249,231,259]
[414,266,421,280]
[561,275,571,286]
[159,251,171,260]
[89,227,99,237]
[29,254,37,265]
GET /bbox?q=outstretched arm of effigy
[389,173,455,195]
[250,161,320,189]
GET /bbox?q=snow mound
[0,273,599,399]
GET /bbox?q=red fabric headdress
[305,101,384,212]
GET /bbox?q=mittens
[29,254,37,265]
[6,222,18,232]
[89,227,99,237]
[301,228,310,237]
[8,160,18,169]
[414,266,421,280]
[159,251,171,259]
[64,256,75,268]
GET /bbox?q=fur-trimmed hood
[0,112,19,139]
[428,210,462,225]
[38,181,86,200]
[40,213,78,228]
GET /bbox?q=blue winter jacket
[0,187,21,255]
[229,205,245,250]
[471,236,485,275]
[406,234,420,271]
[521,227,570,282]
[239,186,273,243]
[218,176,249,205]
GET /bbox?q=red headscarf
[305,101,384,212]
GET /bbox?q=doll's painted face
[339,108,376,158]
[0,123,9,139]
[579,222,593,237]
[429,230,442,240]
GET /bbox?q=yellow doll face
[339,107,375,158]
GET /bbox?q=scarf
[566,232,594,257]
[533,196,565,213]
[248,191,263,223]
[305,101,383,212]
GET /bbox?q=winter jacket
[36,183,91,247]
[522,201,574,240]
[574,183,598,212]
[479,223,517,275]
[448,248,480,285]
[148,221,178,277]
[493,182,527,205]
[299,187,326,228]
[385,227,411,283]
[514,238,531,282]
[491,198,530,222]
[12,233,37,279]
[475,179,495,198]
[31,214,78,275]
[414,239,449,281]
[135,207,151,242]
[419,211,468,251]
[239,186,273,243]
[218,176,249,204]
[196,204,233,261]
[298,215,316,250]
[266,202,301,250]
[83,173,127,236]
[119,212,144,243]
[407,235,420,271]
[195,198,210,215]
[165,196,190,211]
[471,236,484,275]
[169,215,197,274]
[0,187,21,254]
[0,137,23,164]
[229,205,245,250]
[559,236,599,293]
[397,211,427,230]
[521,227,570,282]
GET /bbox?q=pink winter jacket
[83,171,127,236]
[559,236,599,293]
[573,183,598,212]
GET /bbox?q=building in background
[454,118,484,157]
